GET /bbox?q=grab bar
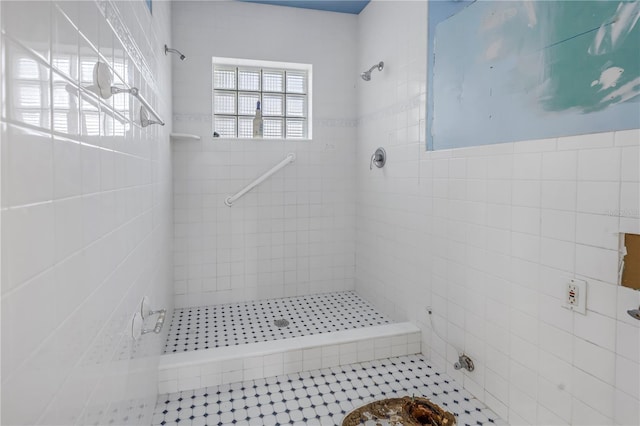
[93,62,165,126]
[111,86,165,126]
[225,153,296,207]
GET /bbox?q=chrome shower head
[165,44,186,60]
[361,61,384,81]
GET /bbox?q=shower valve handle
[370,147,387,170]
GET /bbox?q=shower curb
[157,322,421,393]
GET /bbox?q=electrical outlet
[563,279,587,314]
[567,284,578,306]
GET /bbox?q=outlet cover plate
[563,278,587,315]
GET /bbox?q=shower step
[158,322,421,393]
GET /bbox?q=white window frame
[212,57,313,140]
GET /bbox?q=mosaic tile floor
[164,292,390,354]
[152,354,504,426]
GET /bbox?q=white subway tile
[616,321,640,363]
[509,386,537,424]
[538,376,572,422]
[557,132,615,150]
[574,310,617,351]
[177,376,201,392]
[614,128,640,147]
[513,153,542,180]
[573,337,615,385]
[576,181,620,215]
[541,181,577,211]
[615,355,639,399]
[2,203,55,290]
[577,148,621,181]
[158,380,178,395]
[575,245,619,284]
[542,150,577,180]
[541,209,575,241]
[571,397,613,426]
[620,182,639,218]
[512,180,541,207]
[537,402,570,426]
[572,367,615,419]
[540,238,574,272]
[620,146,639,181]
[614,389,640,426]
[576,213,620,250]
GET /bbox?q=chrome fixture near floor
[165,44,186,60]
[628,306,640,320]
[454,354,475,372]
[361,61,384,81]
[370,147,387,169]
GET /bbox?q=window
[212,57,312,139]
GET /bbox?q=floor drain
[273,319,289,328]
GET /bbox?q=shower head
[361,61,384,81]
[165,44,186,60]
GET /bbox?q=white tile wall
[171,1,357,307]
[356,1,640,425]
[1,1,173,424]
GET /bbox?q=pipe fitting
[454,354,474,372]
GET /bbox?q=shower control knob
[370,147,386,170]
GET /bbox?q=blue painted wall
[430,0,640,151]
[426,0,474,150]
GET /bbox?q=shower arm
[366,62,384,74]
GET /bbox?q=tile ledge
[159,322,419,370]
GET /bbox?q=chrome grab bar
[142,309,166,335]
[111,86,165,126]
[93,62,165,126]
[225,153,296,207]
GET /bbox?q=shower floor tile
[164,291,390,354]
[152,354,506,426]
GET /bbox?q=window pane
[214,116,236,137]
[286,71,306,93]
[286,119,306,139]
[263,118,283,138]
[286,95,306,117]
[262,93,283,116]
[53,57,71,77]
[238,117,253,138]
[212,59,310,139]
[17,84,43,107]
[238,68,260,91]
[16,57,40,79]
[214,67,236,89]
[263,70,284,92]
[214,91,236,114]
[238,92,260,116]
[80,61,94,85]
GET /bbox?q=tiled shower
[2,1,639,426]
